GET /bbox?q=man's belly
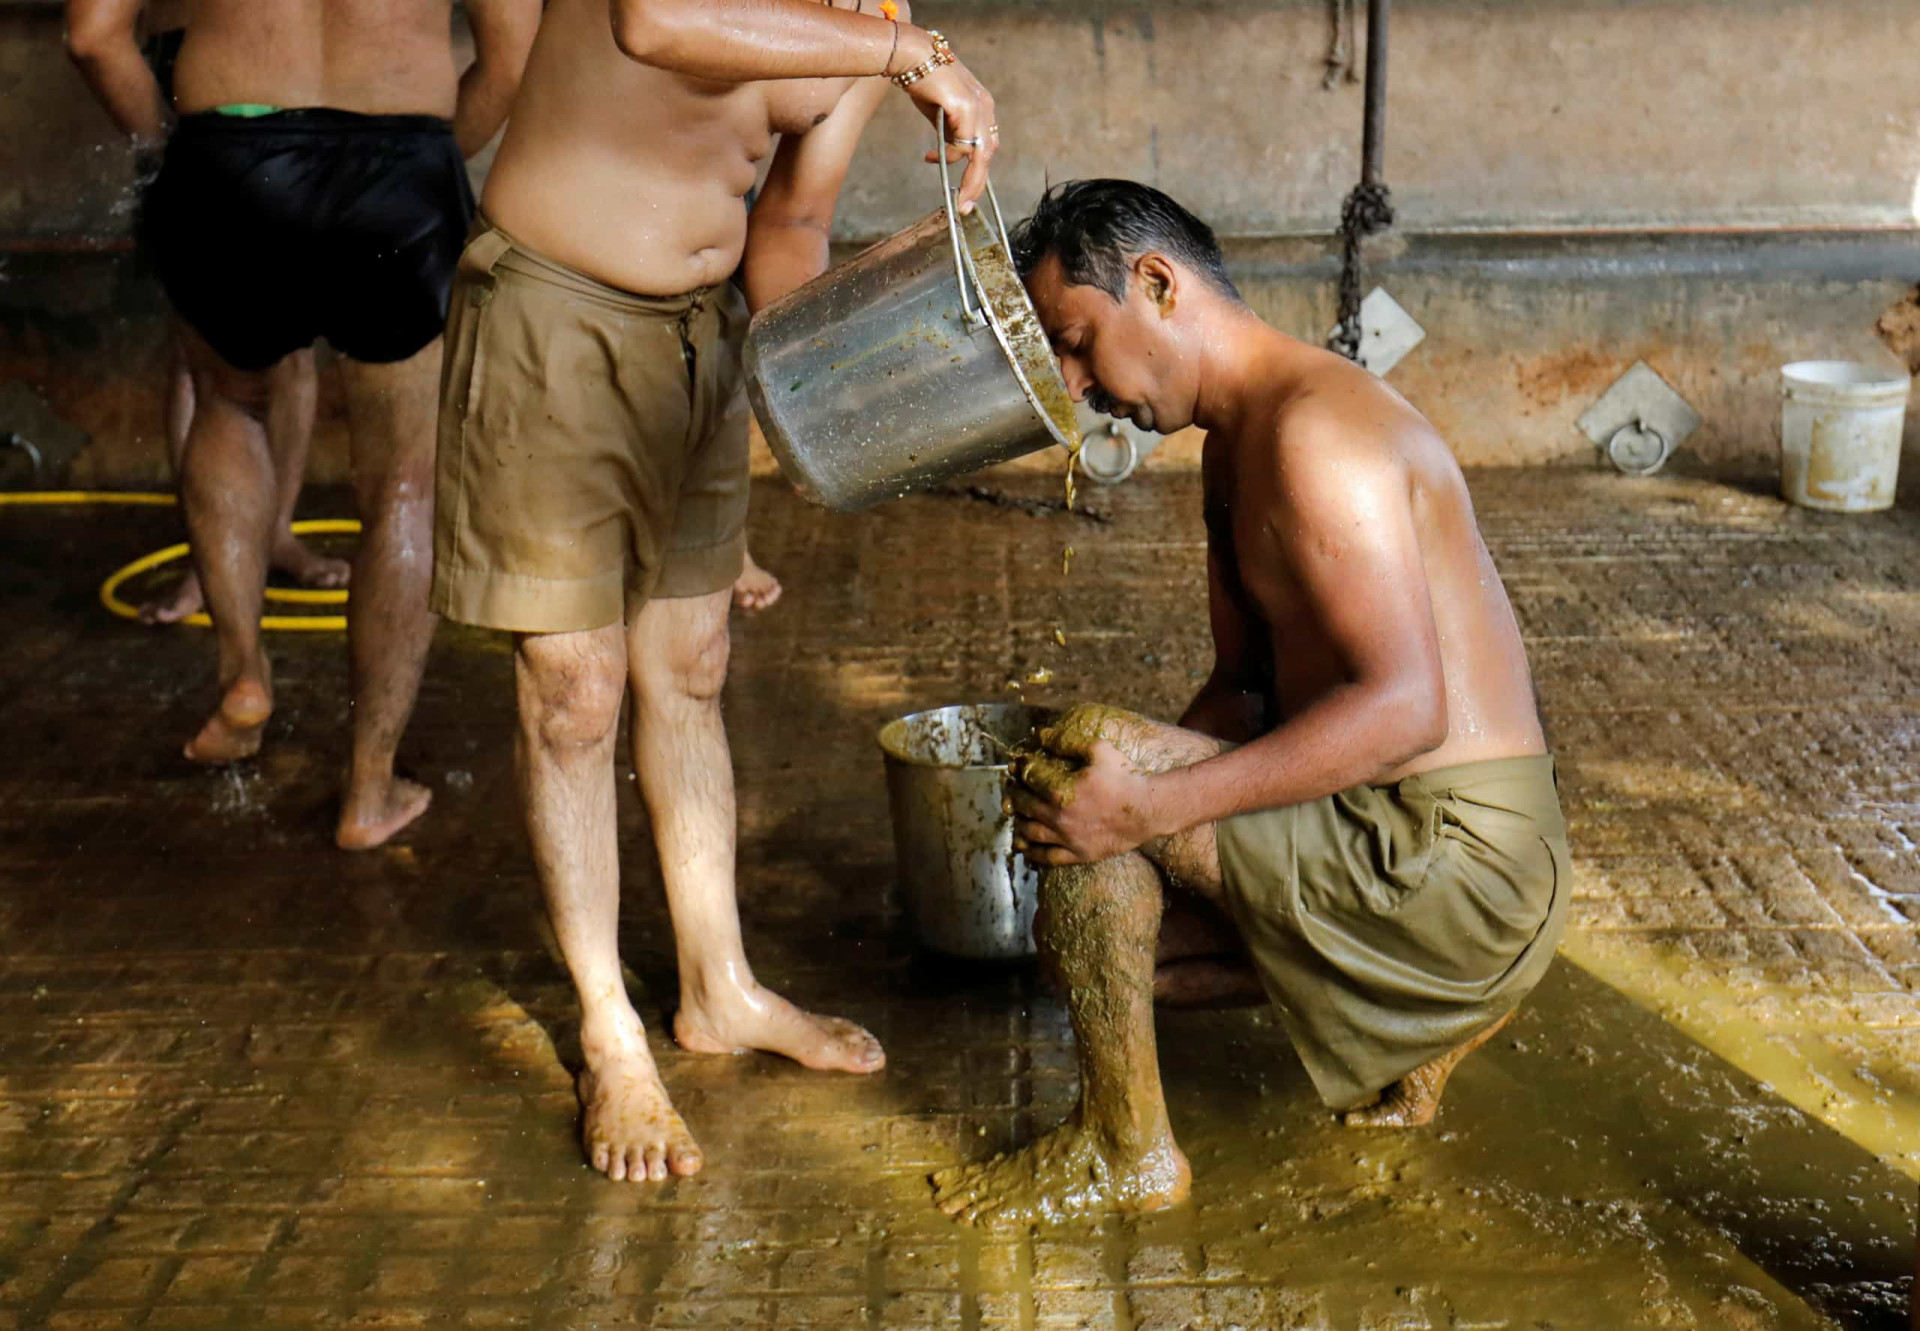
[482,147,752,299]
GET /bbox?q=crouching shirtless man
[433,0,998,1182]
[932,181,1569,1225]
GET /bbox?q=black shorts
[143,109,474,371]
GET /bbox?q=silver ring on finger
[949,135,985,148]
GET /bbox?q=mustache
[1087,387,1122,417]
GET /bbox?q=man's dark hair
[1010,179,1241,304]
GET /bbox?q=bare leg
[176,329,278,763]
[143,345,345,625]
[264,349,349,590]
[624,590,883,1073]
[731,546,782,615]
[1153,896,1265,1007]
[931,852,1190,1225]
[515,626,703,1183]
[333,341,440,850]
[140,345,205,626]
[1340,1007,1517,1128]
[1154,957,1267,1008]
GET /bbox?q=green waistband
[211,103,282,118]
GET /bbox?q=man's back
[1210,340,1548,779]
[172,0,460,117]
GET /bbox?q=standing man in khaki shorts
[432,0,999,1183]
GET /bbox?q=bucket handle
[936,109,1016,332]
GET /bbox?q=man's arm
[741,74,890,313]
[609,0,997,208]
[1177,546,1270,743]
[65,0,167,146]
[453,0,541,158]
[1146,426,1449,834]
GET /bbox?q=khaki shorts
[1216,754,1570,1108]
[431,220,750,634]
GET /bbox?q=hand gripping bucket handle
[936,109,1016,332]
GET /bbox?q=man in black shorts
[69,0,349,628]
[64,0,537,849]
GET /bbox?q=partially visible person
[66,0,348,627]
[733,425,783,614]
[140,346,347,625]
[734,532,783,615]
[932,180,1567,1225]
[66,0,539,850]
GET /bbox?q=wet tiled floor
[0,466,1916,1328]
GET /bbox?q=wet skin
[140,348,350,627]
[516,594,885,1186]
[937,705,1533,1224]
[69,0,542,851]
[484,0,1011,1184]
[940,238,1554,1222]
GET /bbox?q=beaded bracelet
[890,29,955,88]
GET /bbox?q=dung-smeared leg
[1341,1007,1517,1128]
[931,853,1190,1225]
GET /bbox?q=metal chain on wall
[1323,0,1360,87]
[1327,0,1394,361]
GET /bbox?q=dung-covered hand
[1006,724,1159,867]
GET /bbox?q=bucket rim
[956,209,1078,454]
[1780,359,1912,394]
[877,702,1050,770]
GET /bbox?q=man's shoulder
[1270,369,1436,468]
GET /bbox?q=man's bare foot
[1339,1007,1517,1128]
[139,571,208,626]
[271,532,352,591]
[184,672,273,765]
[673,985,885,1074]
[1153,957,1267,1009]
[139,537,350,627]
[578,1048,704,1183]
[930,1108,1191,1226]
[731,552,782,616]
[335,777,433,851]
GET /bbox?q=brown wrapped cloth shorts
[1215,754,1570,1109]
[431,218,750,634]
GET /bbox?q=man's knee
[634,601,731,704]
[342,345,441,506]
[678,628,731,701]
[516,631,626,752]
[357,446,435,515]
[1048,703,1219,775]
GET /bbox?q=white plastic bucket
[1779,361,1910,512]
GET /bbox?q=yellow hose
[0,490,180,506]
[0,490,356,632]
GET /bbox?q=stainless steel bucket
[878,703,1054,960]
[743,123,1077,512]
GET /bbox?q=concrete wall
[3,0,1919,486]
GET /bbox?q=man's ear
[1135,253,1178,317]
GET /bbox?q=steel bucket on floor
[743,117,1078,512]
[878,703,1054,960]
